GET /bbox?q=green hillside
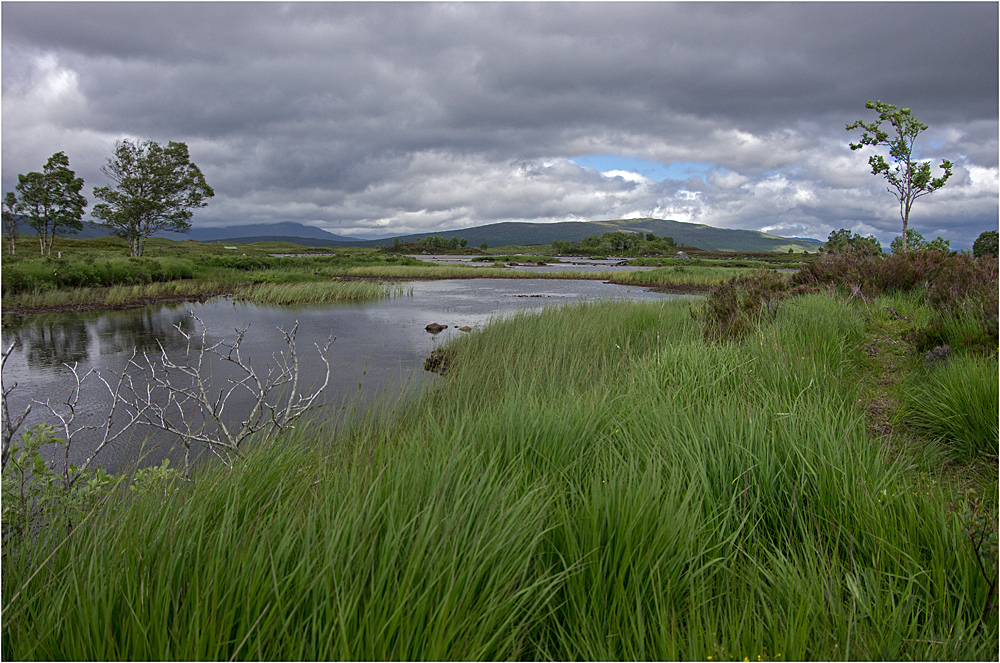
[369,218,821,252]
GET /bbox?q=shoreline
[2,275,710,318]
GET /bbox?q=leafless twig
[121,314,333,472]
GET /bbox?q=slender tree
[92,139,214,256]
[8,152,87,256]
[2,192,22,255]
[847,101,953,252]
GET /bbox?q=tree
[973,230,998,258]
[824,228,882,256]
[890,228,928,254]
[480,241,488,251]
[2,192,22,255]
[92,139,214,256]
[847,101,953,252]
[926,236,951,253]
[7,152,87,256]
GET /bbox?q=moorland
[1,232,997,660]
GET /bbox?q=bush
[795,250,998,353]
[698,268,787,341]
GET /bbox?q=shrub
[698,268,787,341]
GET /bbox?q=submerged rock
[425,323,447,334]
[458,326,472,332]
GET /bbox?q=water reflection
[2,278,689,474]
[14,316,91,369]
[6,304,196,371]
[93,306,194,356]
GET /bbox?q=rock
[673,251,691,260]
[425,323,447,334]
[923,344,952,367]
[458,326,472,332]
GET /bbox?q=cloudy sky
[3,2,997,247]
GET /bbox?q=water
[2,278,689,474]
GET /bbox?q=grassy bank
[2,236,756,314]
[3,291,996,660]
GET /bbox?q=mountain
[156,222,367,244]
[32,218,822,252]
[366,218,822,252]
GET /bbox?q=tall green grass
[230,281,403,304]
[897,354,999,458]
[2,295,995,660]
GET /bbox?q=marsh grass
[3,294,995,660]
[897,355,999,458]
[229,281,402,304]
[2,280,231,310]
[342,263,745,287]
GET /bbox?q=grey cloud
[2,2,996,248]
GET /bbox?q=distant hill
[367,218,822,253]
[27,218,823,252]
[156,222,368,245]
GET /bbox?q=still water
[2,278,688,473]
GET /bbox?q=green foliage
[847,101,953,251]
[825,228,883,255]
[889,230,952,256]
[890,228,928,254]
[129,459,182,498]
[973,230,998,258]
[92,139,214,257]
[1,256,197,295]
[379,235,479,254]
[552,230,676,256]
[4,152,87,257]
[2,424,119,543]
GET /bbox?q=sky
[2,2,997,248]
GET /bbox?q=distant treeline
[551,231,677,256]
[380,235,485,253]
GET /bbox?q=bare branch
[2,342,32,470]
